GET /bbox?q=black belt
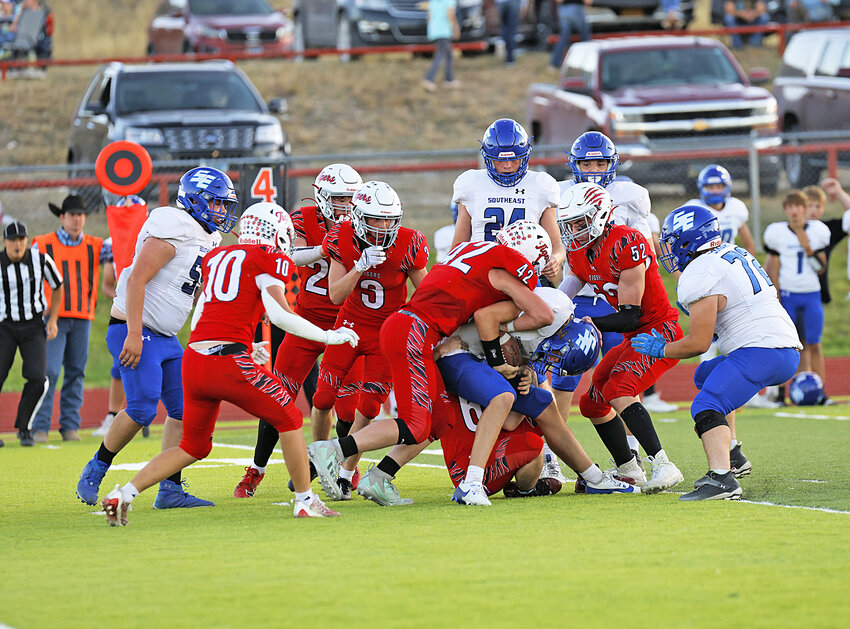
[196,343,247,356]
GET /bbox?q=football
[500,333,524,367]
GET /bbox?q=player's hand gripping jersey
[289,205,339,328]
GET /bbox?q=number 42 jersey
[677,243,801,356]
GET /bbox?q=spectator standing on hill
[0,220,62,447]
[804,182,850,304]
[763,191,832,405]
[723,0,769,49]
[788,0,835,22]
[548,0,591,71]
[423,0,461,92]
[495,0,524,66]
[31,195,107,443]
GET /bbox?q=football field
[2,404,848,629]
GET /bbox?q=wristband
[481,338,505,367]
[506,320,516,332]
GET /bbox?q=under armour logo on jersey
[141,335,151,341]
[189,170,217,188]
[515,188,525,195]
[576,329,597,354]
[672,211,695,232]
[343,320,354,327]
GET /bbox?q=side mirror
[267,97,288,115]
[748,67,771,86]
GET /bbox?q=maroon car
[147,0,293,55]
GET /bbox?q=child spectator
[423,0,461,92]
[802,183,849,304]
[818,178,850,301]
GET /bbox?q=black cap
[4,220,27,240]
[48,194,89,217]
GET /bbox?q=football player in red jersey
[99,203,360,525]
[557,182,684,494]
[310,181,429,500]
[308,219,555,504]
[234,164,364,499]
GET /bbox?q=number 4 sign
[242,165,283,205]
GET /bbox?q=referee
[0,220,63,446]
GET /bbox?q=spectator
[788,0,836,22]
[0,1,15,48]
[803,183,848,304]
[660,0,686,29]
[0,220,62,447]
[763,191,832,404]
[548,0,591,71]
[423,0,461,92]
[495,0,524,66]
[819,177,850,300]
[723,1,770,49]
[31,194,107,442]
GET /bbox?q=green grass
[1,406,848,629]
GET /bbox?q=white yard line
[773,411,850,421]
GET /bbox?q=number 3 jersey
[324,220,429,327]
[114,206,221,337]
[190,244,292,346]
[677,243,801,355]
[290,205,338,329]
[452,169,560,241]
[565,224,677,334]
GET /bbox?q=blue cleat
[76,455,110,505]
[153,479,215,509]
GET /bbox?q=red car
[147,0,293,55]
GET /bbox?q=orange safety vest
[33,232,103,321]
[105,202,148,280]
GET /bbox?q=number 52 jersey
[114,206,221,337]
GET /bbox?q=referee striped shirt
[0,247,63,322]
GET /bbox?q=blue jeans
[33,317,91,434]
[425,38,454,82]
[550,4,590,68]
[498,0,521,64]
[723,13,769,48]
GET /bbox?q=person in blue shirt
[423,0,461,92]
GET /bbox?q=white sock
[626,435,639,452]
[581,463,603,484]
[251,464,266,474]
[339,468,354,481]
[542,443,556,462]
[730,440,739,450]
[121,482,139,504]
[464,465,484,486]
[711,469,730,475]
[295,490,313,505]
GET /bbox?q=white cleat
[308,441,343,501]
[642,452,684,494]
[539,455,568,484]
[452,481,491,506]
[294,496,341,518]
[93,414,114,437]
[101,484,130,526]
[584,470,640,494]
[617,454,647,486]
[641,393,677,413]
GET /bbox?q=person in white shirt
[763,190,830,402]
[633,204,801,500]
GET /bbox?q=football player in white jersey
[450,118,564,282]
[76,166,238,510]
[763,190,831,401]
[632,204,801,500]
[687,165,757,256]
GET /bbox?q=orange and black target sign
[95,141,153,196]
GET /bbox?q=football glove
[630,328,666,359]
[251,341,271,366]
[326,327,360,348]
[354,246,386,272]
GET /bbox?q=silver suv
[775,29,850,188]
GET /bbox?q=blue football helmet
[658,204,722,274]
[568,131,619,187]
[176,166,239,234]
[450,202,459,224]
[530,319,601,378]
[480,118,532,187]
[697,165,732,207]
[117,194,147,207]
[789,372,825,406]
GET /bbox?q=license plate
[247,46,263,54]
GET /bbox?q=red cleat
[234,467,265,498]
[101,485,130,526]
[351,466,361,490]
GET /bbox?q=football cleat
[294,496,341,518]
[452,480,491,506]
[76,455,110,505]
[539,454,569,485]
[642,452,684,494]
[357,466,414,506]
[351,465,361,490]
[583,469,640,494]
[92,413,114,437]
[617,454,647,486]
[680,471,742,501]
[153,480,214,509]
[234,467,265,498]
[308,441,343,501]
[641,392,677,413]
[730,443,752,478]
[503,477,562,498]
[337,477,353,501]
[101,484,130,526]
[287,460,318,492]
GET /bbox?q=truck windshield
[189,0,273,15]
[115,71,262,115]
[601,47,742,91]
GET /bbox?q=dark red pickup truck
[526,36,781,193]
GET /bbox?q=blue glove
[631,328,666,359]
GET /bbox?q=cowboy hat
[48,194,89,217]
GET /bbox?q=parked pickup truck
[526,36,781,193]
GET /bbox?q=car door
[810,36,850,131]
[70,69,112,165]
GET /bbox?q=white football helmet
[350,181,403,249]
[557,182,613,251]
[534,286,575,337]
[495,220,552,275]
[313,163,362,223]
[238,202,295,255]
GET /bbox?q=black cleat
[337,477,353,501]
[142,425,150,438]
[288,460,318,492]
[681,471,742,501]
[17,429,34,447]
[730,444,752,478]
[504,477,562,498]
